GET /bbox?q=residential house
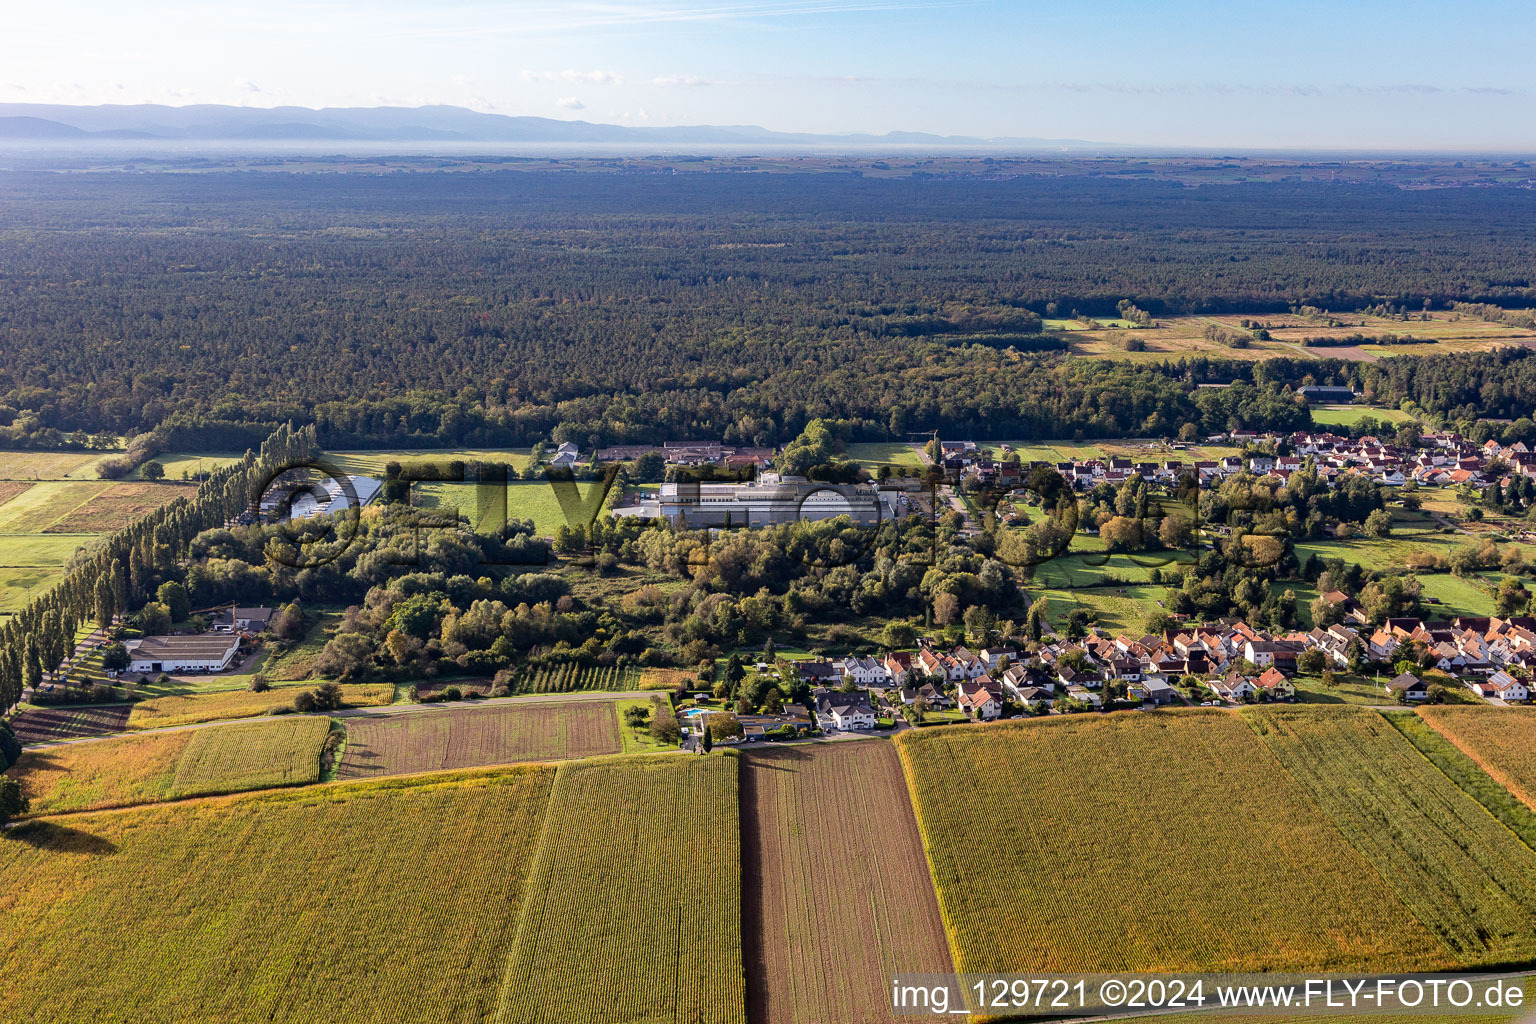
[1129,677,1175,706]
[1254,666,1296,701]
[838,655,888,687]
[814,690,877,731]
[1387,672,1428,702]
[211,606,275,633]
[957,681,1003,720]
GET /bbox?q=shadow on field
[738,744,813,773]
[5,819,118,856]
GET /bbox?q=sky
[3,0,1535,149]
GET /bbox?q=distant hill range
[0,103,1105,148]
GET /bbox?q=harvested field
[128,681,394,729]
[896,711,1443,976]
[741,741,952,1024]
[43,481,196,533]
[8,716,331,815]
[337,701,620,780]
[0,767,556,1023]
[493,754,744,1024]
[7,703,132,743]
[1416,706,1536,812]
[0,480,31,506]
[1247,707,1536,963]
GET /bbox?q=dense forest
[1,169,1535,448]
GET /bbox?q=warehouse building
[124,634,241,674]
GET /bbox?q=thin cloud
[556,96,586,109]
[522,68,623,85]
[399,1,976,39]
[652,74,720,87]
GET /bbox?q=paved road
[17,688,656,752]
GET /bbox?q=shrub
[249,675,271,693]
[0,777,29,825]
[441,686,463,702]
[311,682,344,711]
[0,720,21,770]
[292,691,317,714]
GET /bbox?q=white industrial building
[616,472,898,528]
[260,474,382,521]
[124,635,240,674]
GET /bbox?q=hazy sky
[4,0,1534,148]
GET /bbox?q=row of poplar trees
[0,423,319,712]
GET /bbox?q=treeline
[1300,333,1435,347]
[0,424,318,710]
[2,171,1536,447]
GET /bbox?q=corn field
[1416,705,1536,811]
[493,754,745,1024]
[0,768,557,1023]
[1247,706,1536,963]
[895,711,1444,975]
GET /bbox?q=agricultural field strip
[19,688,659,751]
[9,716,332,816]
[125,680,395,730]
[741,741,953,1024]
[492,755,745,1024]
[337,700,622,780]
[897,712,1446,976]
[1246,708,1536,963]
[1416,707,1536,813]
[0,768,557,1022]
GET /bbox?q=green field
[494,754,743,1024]
[897,712,1443,975]
[9,716,331,815]
[1308,405,1416,426]
[135,451,247,480]
[0,767,556,1023]
[845,442,924,468]
[327,447,533,475]
[0,533,101,566]
[1416,572,1497,616]
[0,450,114,480]
[1294,531,1473,575]
[613,697,673,753]
[264,607,347,681]
[1247,707,1536,962]
[0,566,61,614]
[1034,582,1169,634]
[415,480,587,537]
